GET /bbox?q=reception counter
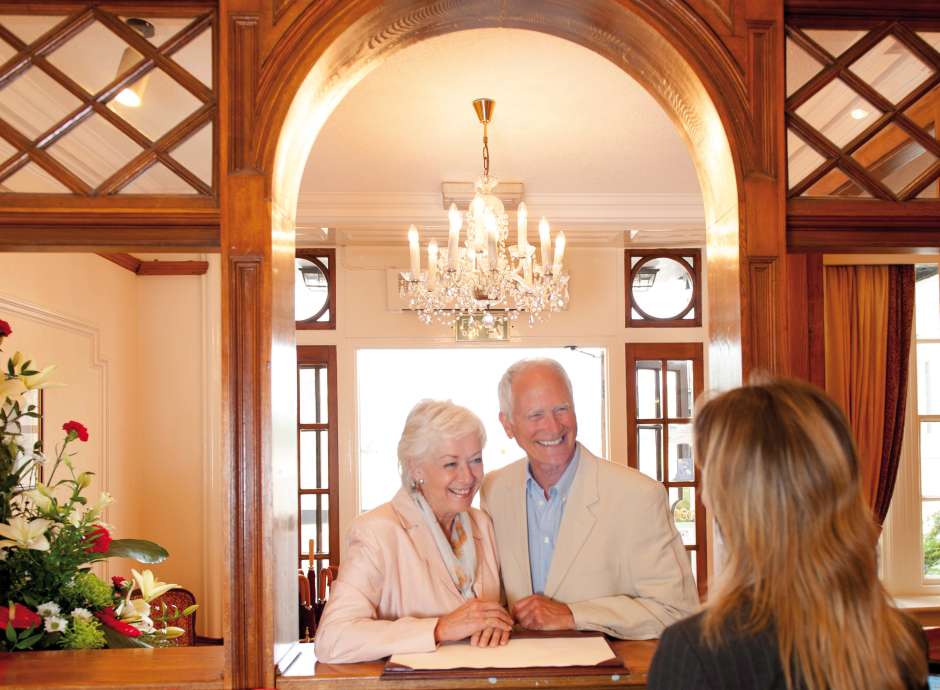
[278,639,658,689]
[0,639,657,689]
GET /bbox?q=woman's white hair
[397,399,486,488]
[497,358,574,417]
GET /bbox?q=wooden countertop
[277,639,658,689]
[0,646,224,690]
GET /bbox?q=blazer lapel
[471,522,485,598]
[544,447,598,598]
[506,460,533,597]
[392,489,460,596]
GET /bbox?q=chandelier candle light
[400,98,569,327]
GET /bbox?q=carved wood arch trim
[253,0,759,181]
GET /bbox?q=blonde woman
[648,379,927,690]
[315,400,511,663]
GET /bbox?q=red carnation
[0,320,10,337]
[95,607,141,637]
[84,525,112,554]
[112,575,127,589]
[0,603,41,629]
[62,420,89,442]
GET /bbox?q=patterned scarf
[412,490,477,599]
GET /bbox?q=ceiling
[297,28,705,247]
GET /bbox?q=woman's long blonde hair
[696,379,925,690]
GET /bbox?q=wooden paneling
[98,253,209,275]
[748,21,778,176]
[0,646,224,689]
[225,256,267,690]
[229,14,259,173]
[99,252,141,273]
[748,258,778,373]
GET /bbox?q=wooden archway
[220,1,786,687]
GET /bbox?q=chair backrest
[145,587,197,647]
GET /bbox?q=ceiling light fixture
[400,98,569,327]
[849,107,869,120]
[114,18,155,108]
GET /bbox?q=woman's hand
[433,599,513,644]
[470,626,511,647]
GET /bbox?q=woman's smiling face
[413,432,484,528]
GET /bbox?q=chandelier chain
[481,121,490,178]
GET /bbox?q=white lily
[85,492,113,520]
[131,568,179,603]
[20,365,57,390]
[0,377,23,400]
[24,488,52,512]
[66,506,85,528]
[0,516,52,551]
[116,598,155,634]
[160,626,185,640]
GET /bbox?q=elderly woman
[315,400,512,663]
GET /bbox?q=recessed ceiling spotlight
[850,108,869,120]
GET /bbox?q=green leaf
[5,623,15,644]
[100,539,169,563]
[14,632,43,649]
[102,625,152,649]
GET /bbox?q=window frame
[295,248,336,330]
[624,249,702,328]
[625,341,707,596]
[296,345,340,571]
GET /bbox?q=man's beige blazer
[481,445,699,639]
[315,487,502,663]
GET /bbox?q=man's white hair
[397,399,486,488]
[497,358,574,418]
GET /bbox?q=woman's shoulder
[348,499,408,538]
[659,610,707,648]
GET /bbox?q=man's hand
[511,594,575,631]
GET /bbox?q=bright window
[356,347,607,512]
[915,265,940,579]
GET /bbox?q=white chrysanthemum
[36,601,61,618]
[71,607,93,621]
[44,616,68,633]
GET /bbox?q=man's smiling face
[500,364,578,478]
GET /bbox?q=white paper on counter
[388,635,616,670]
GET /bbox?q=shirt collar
[526,444,581,499]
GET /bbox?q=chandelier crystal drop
[400,98,570,327]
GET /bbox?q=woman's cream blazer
[314,486,502,663]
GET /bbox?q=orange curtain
[824,265,914,524]
[825,266,888,513]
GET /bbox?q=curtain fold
[824,265,914,524]
[874,265,915,523]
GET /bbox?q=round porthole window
[630,256,695,321]
[295,257,329,322]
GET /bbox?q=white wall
[296,244,707,543]
[0,253,222,637]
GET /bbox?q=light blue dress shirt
[526,447,580,595]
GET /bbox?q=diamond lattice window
[0,6,215,196]
[786,22,940,200]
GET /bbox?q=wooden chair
[145,587,197,647]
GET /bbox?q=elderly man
[481,358,698,640]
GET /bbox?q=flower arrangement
[0,319,196,651]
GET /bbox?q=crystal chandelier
[400,98,569,327]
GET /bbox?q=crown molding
[295,192,706,245]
